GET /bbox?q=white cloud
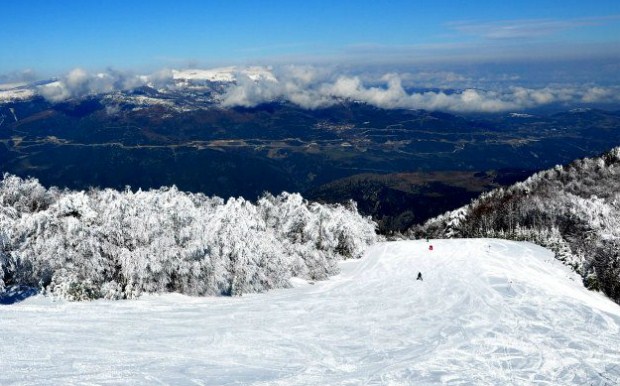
[447,15,620,40]
[38,68,149,102]
[38,80,72,102]
[582,87,614,103]
[219,69,620,112]
[28,65,620,113]
[0,69,37,84]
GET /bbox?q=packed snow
[2,239,620,385]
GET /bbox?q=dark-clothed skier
[416,272,423,281]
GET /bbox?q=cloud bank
[447,16,620,40]
[219,67,620,113]
[37,68,149,103]
[11,66,620,113]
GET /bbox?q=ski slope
[2,239,620,385]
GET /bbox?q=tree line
[409,147,620,304]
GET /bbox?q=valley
[1,97,620,231]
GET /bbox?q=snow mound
[2,239,619,384]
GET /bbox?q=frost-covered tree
[208,197,290,296]
[593,239,620,300]
[257,192,378,280]
[409,146,620,304]
[0,175,379,300]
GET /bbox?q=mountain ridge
[409,146,620,304]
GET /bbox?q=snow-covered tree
[0,175,379,300]
[409,146,620,304]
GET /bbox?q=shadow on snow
[0,286,39,305]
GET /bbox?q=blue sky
[2,0,620,76]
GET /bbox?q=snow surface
[2,239,620,385]
[0,88,35,102]
[172,67,237,83]
[172,66,277,83]
[509,113,535,118]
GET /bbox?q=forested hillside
[409,147,620,304]
[0,175,378,300]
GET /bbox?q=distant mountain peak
[171,66,277,84]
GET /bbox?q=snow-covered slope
[2,239,620,385]
[172,67,237,83]
[410,147,620,304]
[0,87,35,102]
[172,66,277,84]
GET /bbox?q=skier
[416,272,423,281]
[429,245,433,251]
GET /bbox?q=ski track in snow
[2,239,620,385]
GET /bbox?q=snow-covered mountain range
[3,66,620,113]
[0,66,278,108]
[172,66,277,84]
